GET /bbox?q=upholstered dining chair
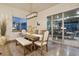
[21,29,26,37]
[34,31,49,55]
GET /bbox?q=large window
[12,16,27,32]
[64,9,79,40]
[47,8,79,46]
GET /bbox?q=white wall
[27,17,37,30]
[0,5,29,40]
[37,3,79,30]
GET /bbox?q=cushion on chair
[34,41,47,46]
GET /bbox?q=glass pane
[47,16,51,35]
[52,13,62,42]
[64,8,79,47]
[12,16,27,32]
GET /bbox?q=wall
[0,5,29,40]
[37,3,79,30]
[27,17,37,30]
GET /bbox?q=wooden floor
[0,37,79,56]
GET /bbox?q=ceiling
[0,3,58,12]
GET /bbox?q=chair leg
[16,41,19,46]
[46,44,48,52]
[16,41,17,46]
[30,45,32,52]
[41,46,43,55]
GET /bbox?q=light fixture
[26,4,38,19]
[26,12,38,19]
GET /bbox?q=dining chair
[21,29,26,37]
[34,31,49,55]
[38,30,46,34]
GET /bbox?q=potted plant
[0,18,7,46]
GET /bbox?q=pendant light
[26,3,38,19]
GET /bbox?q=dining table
[25,32,43,41]
[24,32,43,50]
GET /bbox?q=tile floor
[0,37,79,56]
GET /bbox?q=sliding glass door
[48,8,79,47]
[51,13,63,43]
[64,9,79,47]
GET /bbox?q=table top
[25,32,43,41]
[26,32,43,37]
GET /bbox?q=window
[12,16,27,32]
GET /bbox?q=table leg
[0,52,2,55]
[32,41,35,50]
[30,45,32,52]
[23,46,26,56]
[41,46,43,55]
[16,41,17,46]
[34,44,36,50]
[16,41,20,46]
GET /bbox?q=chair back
[41,31,49,46]
[43,31,49,41]
[21,29,26,35]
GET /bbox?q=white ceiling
[1,3,58,12]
